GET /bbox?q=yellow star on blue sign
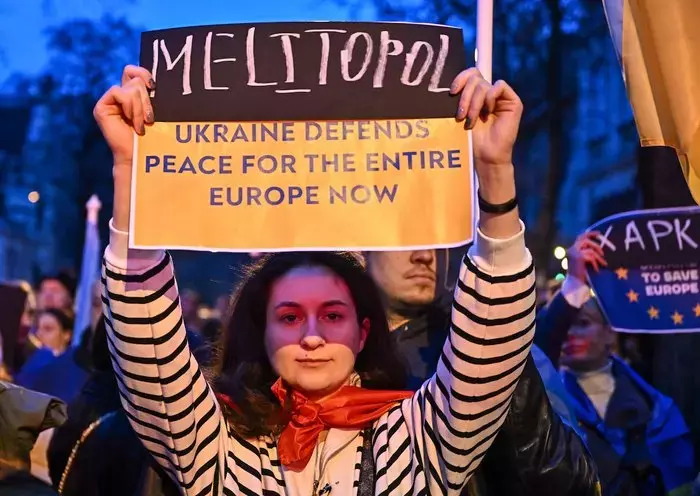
[671,311,684,326]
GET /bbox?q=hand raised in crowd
[451,68,522,174]
[567,231,608,282]
[450,68,523,238]
[94,65,155,165]
[93,65,155,232]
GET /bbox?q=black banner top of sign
[588,206,700,267]
[139,22,466,122]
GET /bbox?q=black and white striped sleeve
[403,223,536,494]
[101,222,230,495]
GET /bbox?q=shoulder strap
[357,428,375,496]
[58,410,118,495]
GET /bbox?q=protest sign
[586,206,700,333]
[130,22,472,252]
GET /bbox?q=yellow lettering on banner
[131,118,472,251]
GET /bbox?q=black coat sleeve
[476,354,600,496]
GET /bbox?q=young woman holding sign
[94,64,535,495]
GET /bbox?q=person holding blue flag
[536,232,696,496]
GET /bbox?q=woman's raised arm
[376,71,537,494]
[96,66,231,494]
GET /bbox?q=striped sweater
[101,222,536,496]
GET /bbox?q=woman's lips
[563,339,589,356]
[296,359,330,367]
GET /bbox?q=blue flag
[586,206,700,334]
[73,195,102,344]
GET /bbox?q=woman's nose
[301,335,324,350]
[300,320,325,349]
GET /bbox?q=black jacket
[392,306,600,496]
[469,355,599,495]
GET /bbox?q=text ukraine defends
[143,120,463,207]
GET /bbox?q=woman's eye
[280,314,298,324]
[324,312,343,322]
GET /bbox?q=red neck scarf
[271,378,412,470]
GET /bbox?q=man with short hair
[367,250,446,390]
[366,248,599,495]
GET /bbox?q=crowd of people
[0,64,698,496]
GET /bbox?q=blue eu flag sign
[586,206,700,334]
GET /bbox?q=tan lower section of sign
[131,118,472,251]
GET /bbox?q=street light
[561,258,569,271]
[28,191,40,203]
[553,246,566,260]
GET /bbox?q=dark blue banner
[586,207,700,334]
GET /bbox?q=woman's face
[265,266,369,401]
[36,313,71,355]
[560,305,614,372]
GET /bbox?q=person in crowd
[214,294,229,320]
[37,272,76,316]
[535,231,605,368]
[536,231,696,495]
[181,288,204,334]
[10,273,76,374]
[194,294,229,353]
[366,248,599,495]
[17,281,37,331]
[15,309,88,404]
[366,250,451,389]
[33,309,73,357]
[200,317,223,353]
[0,381,66,495]
[94,64,536,494]
[4,280,39,374]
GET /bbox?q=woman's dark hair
[210,251,407,438]
[38,308,74,335]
